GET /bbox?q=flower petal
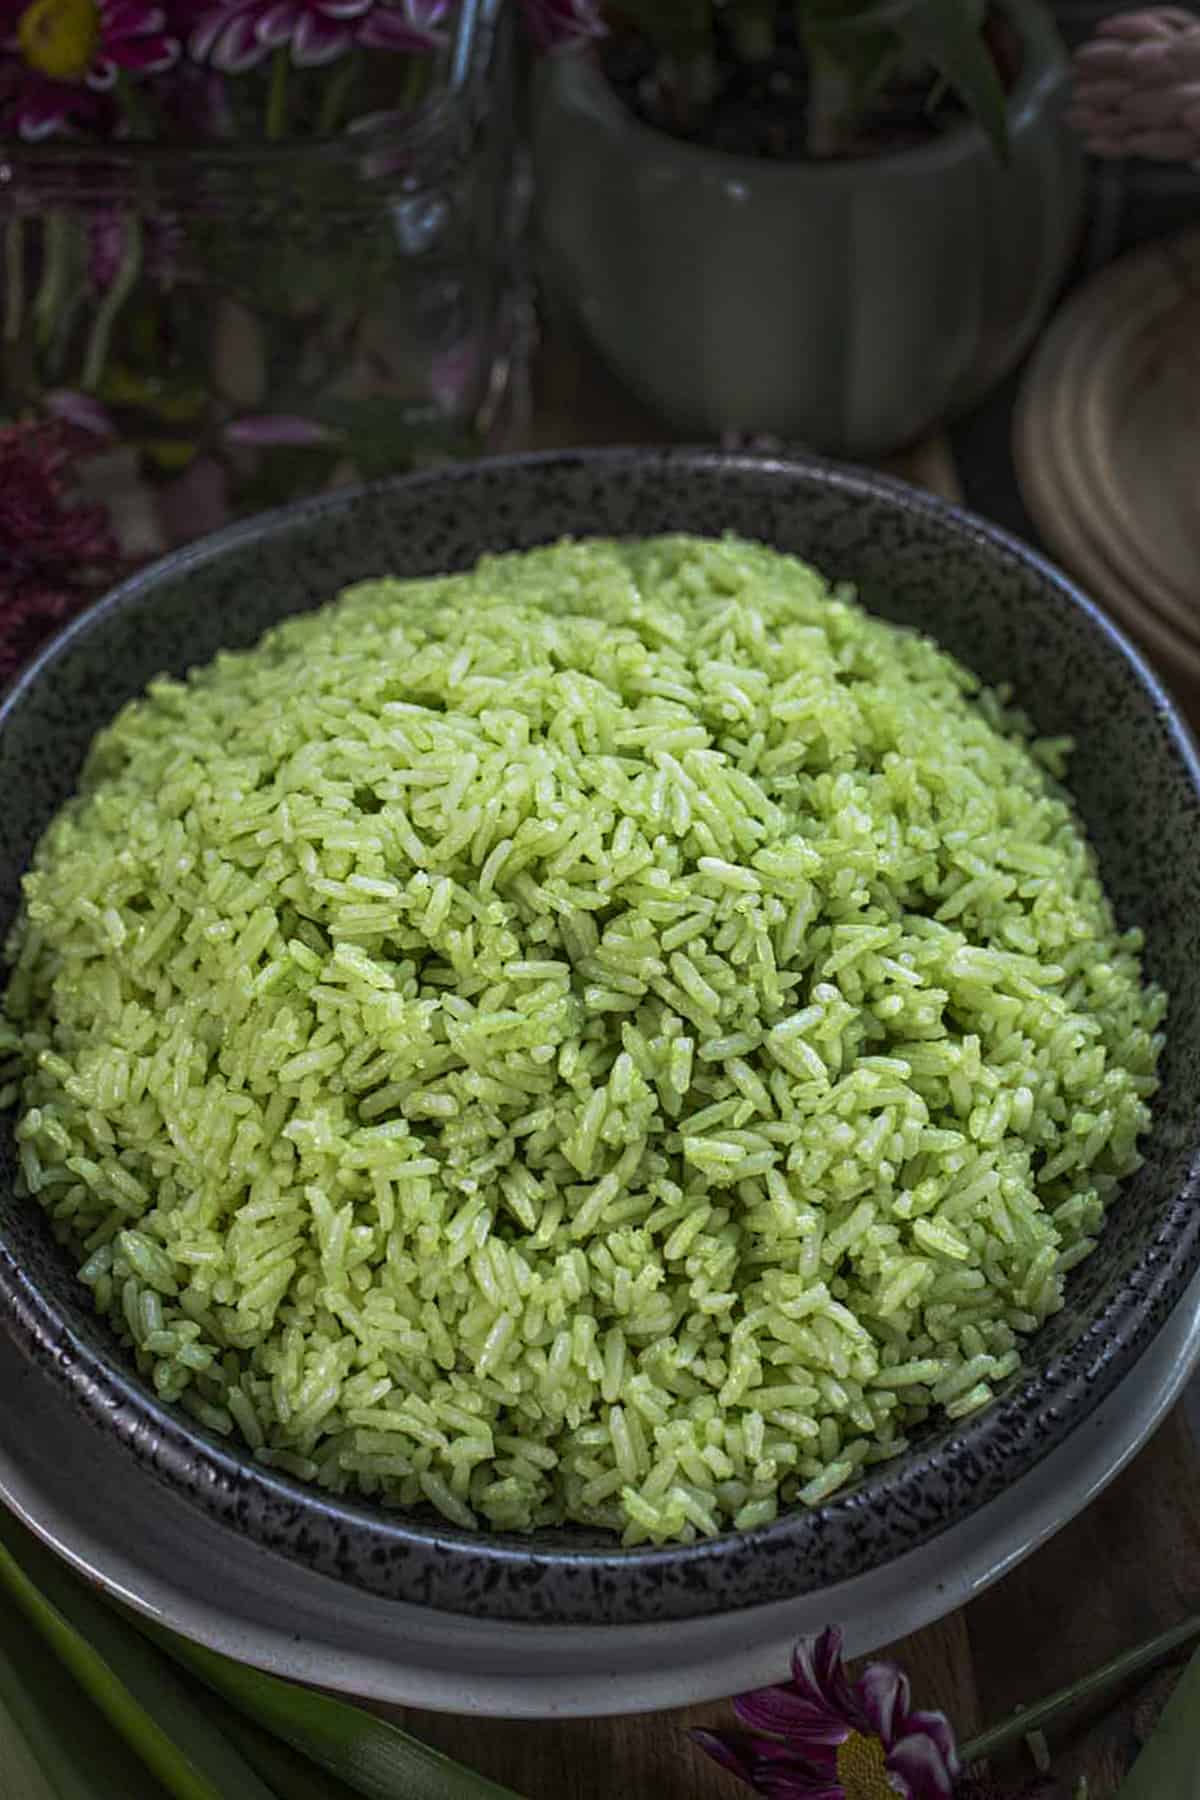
[224,414,339,446]
[290,9,348,62]
[43,391,118,437]
[356,3,444,51]
[734,1685,848,1753]
[519,0,605,53]
[692,1730,845,1799]
[903,1710,959,1778]
[856,1661,912,1749]
[886,1730,958,1800]
[188,3,236,61]
[14,78,81,135]
[254,0,298,44]
[18,107,70,139]
[691,1728,759,1785]
[109,32,179,69]
[102,0,166,34]
[213,7,269,68]
[790,1628,863,1724]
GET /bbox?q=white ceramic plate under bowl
[1,1267,1198,1721]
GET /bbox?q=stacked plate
[1015,228,1200,716]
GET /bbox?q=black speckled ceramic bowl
[3,450,1199,1627]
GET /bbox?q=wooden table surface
[393,323,1200,1799]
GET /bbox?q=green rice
[0,535,1165,1544]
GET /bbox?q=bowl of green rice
[1,449,1198,1627]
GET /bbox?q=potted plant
[528,0,1084,456]
[0,0,523,548]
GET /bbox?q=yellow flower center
[17,0,100,82]
[835,1730,896,1800]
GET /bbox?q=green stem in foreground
[960,1614,1200,1765]
[32,210,70,352]
[266,46,290,141]
[114,69,156,139]
[729,0,775,63]
[4,216,25,345]
[318,48,361,136]
[82,212,143,392]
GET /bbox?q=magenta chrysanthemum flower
[518,0,605,54]
[0,418,123,593]
[694,1628,959,1800]
[0,61,113,135]
[9,0,178,90]
[356,0,447,54]
[0,419,128,688]
[88,0,178,81]
[190,0,445,70]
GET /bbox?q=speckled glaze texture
[2,451,1199,1626]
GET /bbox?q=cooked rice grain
[0,536,1165,1543]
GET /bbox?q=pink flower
[1069,7,1200,161]
[0,62,113,135]
[518,0,604,54]
[42,390,118,436]
[189,0,445,69]
[224,413,341,445]
[357,0,447,54]
[0,417,125,601]
[694,1628,959,1800]
[87,0,178,81]
[10,0,178,89]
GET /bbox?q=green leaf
[143,1624,527,1800]
[0,1604,175,1800]
[188,1686,370,1800]
[0,1510,282,1800]
[903,0,1008,159]
[1114,1648,1200,1799]
[0,1499,526,1800]
[0,1692,60,1800]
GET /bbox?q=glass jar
[0,1,524,549]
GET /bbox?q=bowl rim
[2,444,1199,1626]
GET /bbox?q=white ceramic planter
[533,0,1083,455]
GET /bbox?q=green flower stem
[729,0,775,62]
[319,48,362,136]
[115,69,155,139]
[82,211,142,392]
[4,216,25,344]
[47,215,92,379]
[401,50,428,112]
[267,47,291,141]
[33,210,70,351]
[960,1614,1200,1765]
[798,29,854,156]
